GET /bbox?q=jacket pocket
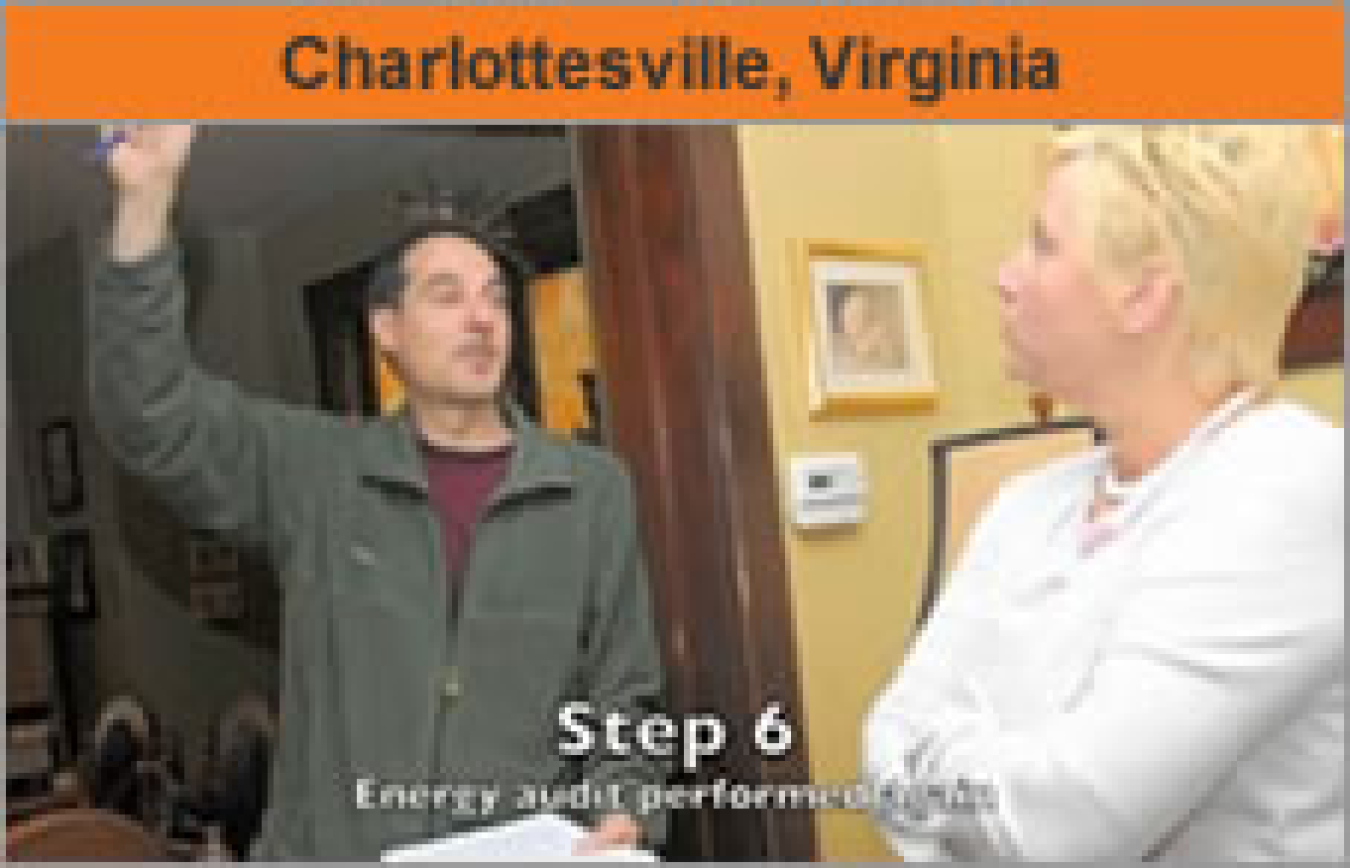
[328,565,440,783]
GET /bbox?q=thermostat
[789,453,867,529]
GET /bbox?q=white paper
[381,813,657,862]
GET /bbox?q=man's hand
[104,123,195,197]
[573,812,642,856]
[102,123,196,262]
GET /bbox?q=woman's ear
[1119,258,1181,337]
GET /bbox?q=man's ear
[1119,258,1181,337]
[368,307,398,358]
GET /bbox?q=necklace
[1082,387,1262,553]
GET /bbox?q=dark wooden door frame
[574,127,817,862]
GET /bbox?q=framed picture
[185,531,246,624]
[6,615,55,709]
[189,579,245,625]
[798,240,939,417]
[48,529,96,619]
[39,417,83,517]
[7,540,48,595]
[187,531,242,580]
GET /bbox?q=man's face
[370,234,512,405]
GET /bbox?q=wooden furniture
[1282,249,1344,371]
[7,572,61,818]
[6,808,170,862]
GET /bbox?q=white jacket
[864,396,1344,862]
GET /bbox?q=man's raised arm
[88,124,317,552]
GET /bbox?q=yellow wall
[1281,365,1344,423]
[735,125,1344,862]
[737,125,1055,861]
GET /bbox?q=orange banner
[6,5,1343,120]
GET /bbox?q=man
[88,125,667,860]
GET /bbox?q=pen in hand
[88,127,129,162]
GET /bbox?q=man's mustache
[453,341,500,357]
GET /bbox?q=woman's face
[995,160,1124,402]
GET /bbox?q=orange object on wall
[375,353,405,416]
[531,268,598,435]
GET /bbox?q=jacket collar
[360,401,575,504]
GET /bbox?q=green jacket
[87,243,668,860]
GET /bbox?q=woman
[864,126,1343,862]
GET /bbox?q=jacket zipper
[423,499,451,838]
[421,475,570,838]
[422,496,501,838]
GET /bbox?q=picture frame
[6,615,56,709]
[187,531,243,580]
[189,579,245,625]
[48,528,96,619]
[797,240,939,417]
[7,540,48,595]
[186,531,245,624]
[39,417,83,517]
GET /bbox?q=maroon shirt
[419,439,513,613]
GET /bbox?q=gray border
[6,0,1341,5]
[7,120,1345,125]
[3,1,1345,861]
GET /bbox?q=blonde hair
[1049,125,1337,392]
